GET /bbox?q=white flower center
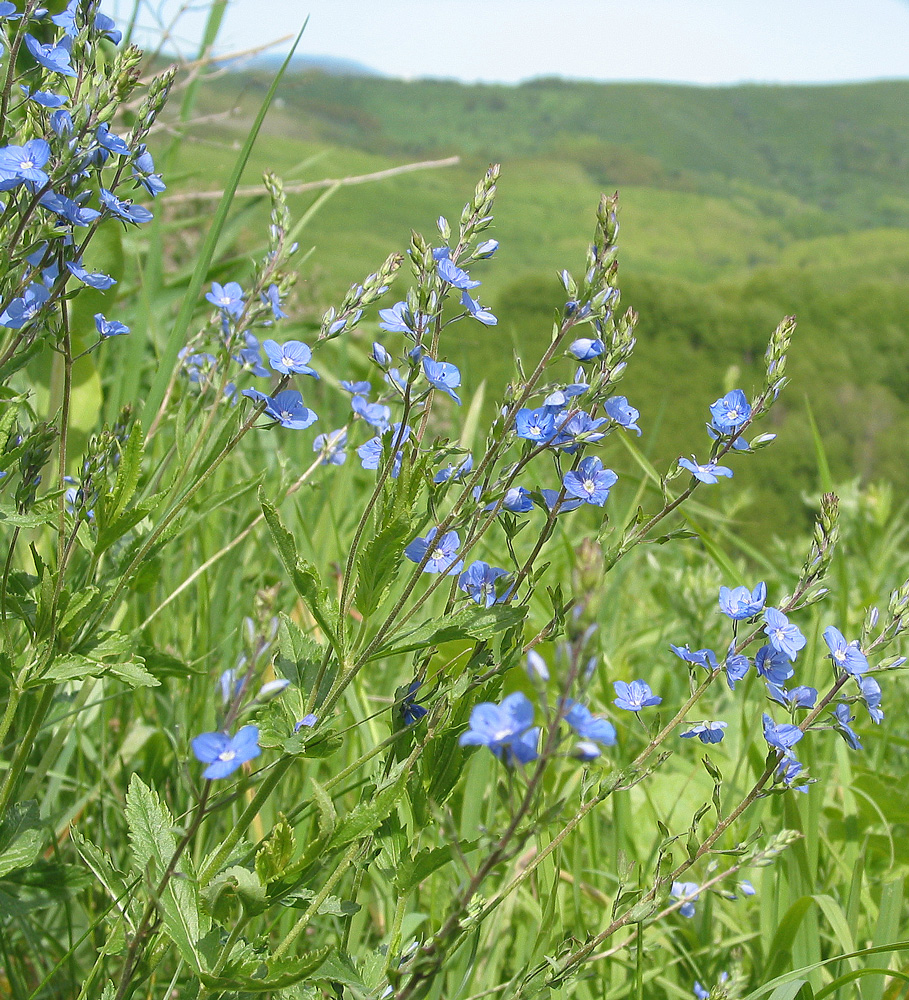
[583,478,596,494]
[430,547,446,562]
[21,159,33,170]
[218,749,236,762]
[282,354,295,367]
[834,648,846,662]
[728,408,740,420]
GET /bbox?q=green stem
[272,839,360,960]
[198,757,293,887]
[0,683,55,813]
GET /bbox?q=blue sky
[103,0,909,85]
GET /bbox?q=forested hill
[244,73,909,230]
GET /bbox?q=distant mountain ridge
[243,53,385,77]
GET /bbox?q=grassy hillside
[155,69,909,540]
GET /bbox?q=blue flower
[679,456,733,484]
[762,713,803,755]
[763,608,806,662]
[262,339,317,377]
[515,407,557,444]
[724,645,750,689]
[235,346,269,378]
[0,139,51,186]
[340,380,371,395]
[294,713,318,732]
[371,341,391,366]
[569,338,604,361]
[423,357,462,404]
[461,290,497,325]
[833,702,862,750]
[563,700,617,746]
[613,680,661,712]
[718,581,766,620]
[539,488,584,514]
[544,381,589,407]
[766,683,817,710]
[206,281,245,317]
[459,691,539,764]
[20,86,67,107]
[405,527,463,575]
[131,149,166,197]
[437,256,480,290]
[680,720,727,744]
[434,454,473,483]
[94,11,123,44]
[0,283,49,328]
[475,239,498,257]
[822,626,868,676]
[776,756,809,793]
[96,123,131,156]
[263,390,317,429]
[670,881,700,918]
[24,34,77,76]
[670,644,718,671]
[191,725,261,779]
[526,650,549,681]
[357,424,410,478]
[502,486,533,512]
[99,188,153,224]
[458,560,510,607]
[709,389,751,432]
[555,411,608,453]
[378,300,426,337]
[754,644,794,684]
[351,395,391,431]
[40,190,99,226]
[313,429,347,465]
[94,313,129,338]
[562,457,617,506]
[50,0,78,34]
[860,675,884,724]
[399,680,428,726]
[66,260,116,289]
[603,396,641,435]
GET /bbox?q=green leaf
[766,983,814,1000]
[395,845,454,895]
[0,500,61,529]
[125,775,209,972]
[200,947,332,993]
[36,631,158,688]
[354,514,410,618]
[370,604,528,660]
[310,777,337,842]
[275,613,334,706]
[260,490,341,654]
[0,801,43,878]
[255,815,296,885]
[203,865,267,921]
[329,763,409,850]
[72,830,138,931]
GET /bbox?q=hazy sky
[103,0,909,85]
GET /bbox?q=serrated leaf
[94,494,164,557]
[0,500,61,529]
[260,490,341,654]
[354,515,410,618]
[276,614,334,707]
[256,816,296,885]
[329,764,409,850]
[200,947,332,992]
[0,801,43,878]
[125,775,209,972]
[72,831,138,930]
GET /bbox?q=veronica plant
[1,6,908,1000]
